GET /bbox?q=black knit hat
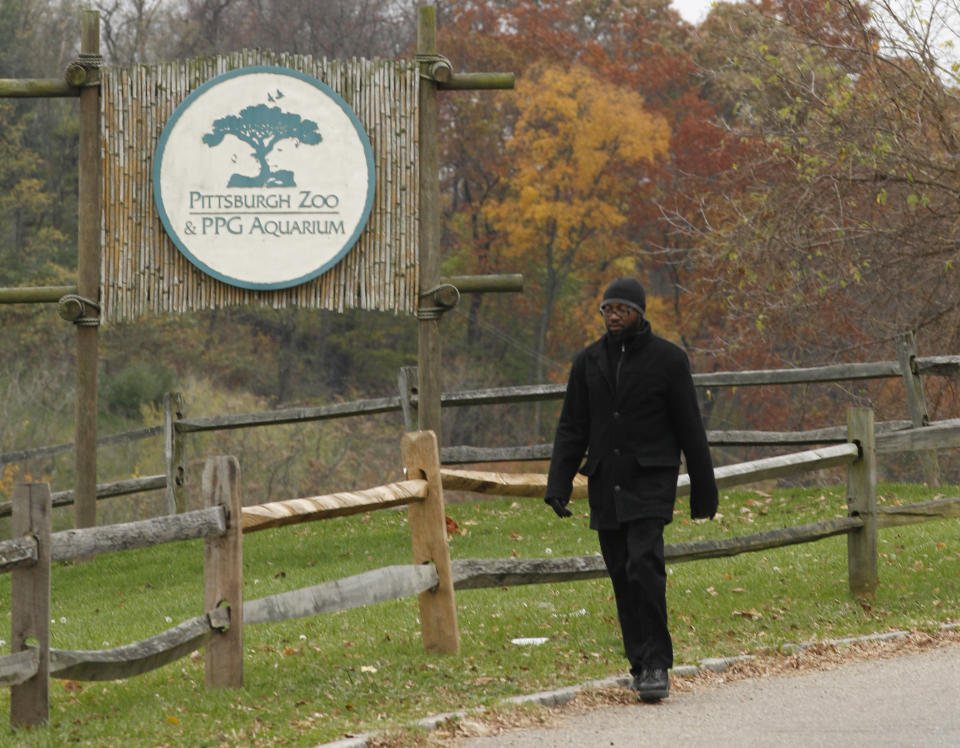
[601,276,646,313]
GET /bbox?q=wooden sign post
[74,10,102,531]
[414,2,516,443]
[416,5,444,441]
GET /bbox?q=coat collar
[586,318,653,387]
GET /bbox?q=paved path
[455,645,960,747]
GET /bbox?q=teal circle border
[152,65,376,291]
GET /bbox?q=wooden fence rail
[160,350,960,496]
[176,395,404,434]
[877,496,960,527]
[0,537,37,573]
[450,516,867,589]
[438,442,863,499]
[241,479,428,532]
[0,507,226,573]
[0,475,167,519]
[49,608,231,683]
[0,426,161,469]
[423,355,960,409]
[875,417,960,453]
[443,498,951,589]
[50,506,226,562]
[243,565,439,625]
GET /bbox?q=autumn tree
[656,0,960,441]
[438,0,721,358]
[684,0,960,359]
[482,64,670,386]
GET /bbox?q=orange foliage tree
[437,0,725,385]
[481,64,670,385]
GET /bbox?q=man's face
[601,303,640,335]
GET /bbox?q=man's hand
[545,496,572,518]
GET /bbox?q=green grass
[0,482,957,745]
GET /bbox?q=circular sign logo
[153,66,375,290]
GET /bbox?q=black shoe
[635,668,669,702]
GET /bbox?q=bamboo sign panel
[101,52,419,322]
[154,66,376,291]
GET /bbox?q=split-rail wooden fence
[2,399,960,728]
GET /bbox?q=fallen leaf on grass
[732,608,763,620]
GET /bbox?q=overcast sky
[667,0,960,73]
[671,0,714,23]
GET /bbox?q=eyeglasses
[601,304,637,319]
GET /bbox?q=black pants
[598,518,672,674]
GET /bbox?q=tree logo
[153,66,375,290]
[202,102,322,188]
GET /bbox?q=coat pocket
[631,462,680,501]
[578,454,599,477]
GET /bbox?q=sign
[153,66,376,290]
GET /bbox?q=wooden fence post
[846,408,878,598]
[895,331,940,486]
[401,430,460,654]
[11,483,51,727]
[164,391,187,514]
[203,456,243,687]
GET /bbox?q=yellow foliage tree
[482,64,669,384]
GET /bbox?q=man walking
[545,276,718,702]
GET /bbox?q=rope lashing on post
[57,294,100,327]
[417,283,460,320]
[415,52,453,82]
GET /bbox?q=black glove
[545,496,572,518]
[691,485,719,520]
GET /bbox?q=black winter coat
[545,320,718,529]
